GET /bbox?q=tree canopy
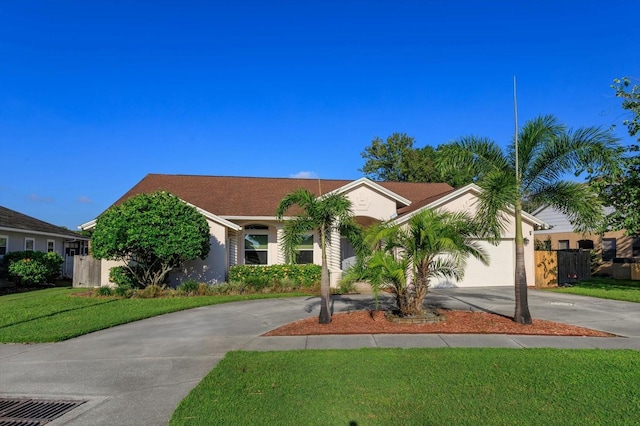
[611,77,640,140]
[359,133,476,187]
[91,191,211,288]
[590,78,640,235]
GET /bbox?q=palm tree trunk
[319,228,332,324]
[514,199,532,324]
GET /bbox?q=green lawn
[0,287,308,343]
[548,277,640,303]
[171,348,640,425]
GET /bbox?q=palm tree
[366,209,488,317]
[276,188,361,324]
[442,114,623,324]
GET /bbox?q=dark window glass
[578,239,594,250]
[602,238,617,261]
[632,237,640,257]
[295,235,314,264]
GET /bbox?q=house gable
[393,183,547,234]
[328,178,411,222]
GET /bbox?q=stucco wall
[426,190,537,287]
[345,185,398,221]
[170,218,229,285]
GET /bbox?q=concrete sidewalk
[0,287,638,425]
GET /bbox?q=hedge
[229,264,321,289]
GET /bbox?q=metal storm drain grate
[0,398,87,425]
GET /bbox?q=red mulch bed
[263,310,613,337]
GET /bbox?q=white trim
[24,237,35,251]
[79,219,96,230]
[391,183,548,228]
[323,177,412,207]
[221,216,278,222]
[190,206,242,231]
[0,226,88,240]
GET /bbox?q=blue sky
[1,0,638,229]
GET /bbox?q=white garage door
[431,239,514,288]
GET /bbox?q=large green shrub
[2,251,64,286]
[229,264,321,289]
[91,191,211,288]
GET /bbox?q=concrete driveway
[0,288,638,425]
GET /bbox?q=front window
[244,234,268,264]
[0,236,7,257]
[602,238,617,261]
[296,235,314,264]
[25,237,35,251]
[244,224,269,265]
[558,240,570,250]
[47,240,55,252]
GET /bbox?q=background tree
[591,146,640,235]
[364,209,487,317]
[589,78,640,235]
[276,189,361,324]
[441,115,622,324]
[91,191,211,288]
[360,133,476,186]
[360,133,439,182]
[611,77,640,140]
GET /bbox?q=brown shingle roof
[0,206,87,239]
[111,174,455,218]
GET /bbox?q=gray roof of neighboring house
[0,206,87,239]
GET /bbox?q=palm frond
[526,181,605,234]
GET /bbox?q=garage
[431,239,515,288]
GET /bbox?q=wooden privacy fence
[535,250,591,287]
[72,255,102,288]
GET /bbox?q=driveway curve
[0,288,638,425]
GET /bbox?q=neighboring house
[80,174,546,288]
[533,205,640,275]
[0,206,89,278]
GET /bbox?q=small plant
[338,279,356,295]
[114,282,133,298]
[109,266,140,289]
[196,282,211,296]
[96,286,113,296]
[177,279,200,295]
[135,285,168,298]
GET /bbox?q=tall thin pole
[513,76,519,181]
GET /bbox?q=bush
[209,282,248,295]
[96,286,113,296]
[177,279,201,295]
[135,285,167,298]
[229,264,321,290]
[2,251,63,286]
[109,266,140,289]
